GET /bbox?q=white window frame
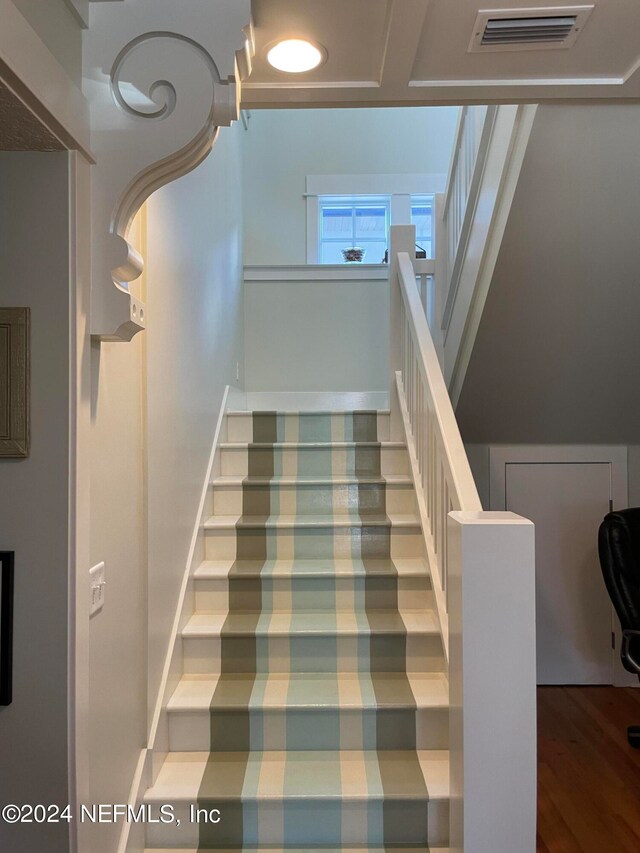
[411,195,436,258]
[305,173,447,264]
[318,196,391,265]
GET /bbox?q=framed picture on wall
[0,307,30,458]
[0,552,14,706]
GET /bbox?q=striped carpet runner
[144,410,450,852]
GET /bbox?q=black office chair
[598,509,640,748]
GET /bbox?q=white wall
[242,107,459,266]
[88,299,147,853]
[145,121,244,716]
[87,123,244,853]
[12,0,82,83]
[244,273,387,393]
[0,152,71,853]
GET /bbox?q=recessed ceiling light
[266,39,326,73]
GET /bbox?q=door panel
[505,462,612,685]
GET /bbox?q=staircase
[144,409,450,852]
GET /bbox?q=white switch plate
[89,562,106,616]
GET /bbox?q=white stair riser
[212,482,417,516]
[182,633,445,676]
[167,706,449,752]
[145,798,446,848]
[204,527,424,561]
[220,446,409,477]
[194,575,434,614]
[227,412,391,444]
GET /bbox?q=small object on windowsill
[381,245,426,264]
[342,247,365,263]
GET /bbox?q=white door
[490,447,628,685]
[504,462,613,684]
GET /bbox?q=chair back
[598,509,640,633]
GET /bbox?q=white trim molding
[244,264,389,282]
[244,391,389,412]
[489,444,628,512]
[305,173,447,197]
[84,1,255,342]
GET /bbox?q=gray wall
[12,0,83,84]
[0,152,71,852]
[457,104,640,446]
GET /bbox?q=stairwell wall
[144,120,245,726]
[242,107,459,266]
[87,122,245,853]
[456,104,640,513]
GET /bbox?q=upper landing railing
[431,104,538,402]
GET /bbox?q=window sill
[244,264,389,282]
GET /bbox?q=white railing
[414,258,435,330]
[399,250,480,616]
[434,105,538,402]
[389,225,537,853]
[440,105,497,326]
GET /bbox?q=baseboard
[243,390,389,412]
[116,385,231,853]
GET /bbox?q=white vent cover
[469,5,594,52]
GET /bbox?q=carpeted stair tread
[212,475,413,486]
[183,609,439,637]
[168,671,449,712]
[194,557,430,579]
[204,513,420,530]
[144,749,449,803]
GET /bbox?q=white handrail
[396,250,481,608]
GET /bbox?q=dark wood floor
[537,686,640,852]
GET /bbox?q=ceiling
[244,0,640,108]
[0,83,64,151]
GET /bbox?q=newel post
[388,225,415,435]
[448,511,537,853]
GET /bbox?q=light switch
[89,562,106,616]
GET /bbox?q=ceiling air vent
[469,6,594,53]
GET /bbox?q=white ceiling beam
[379,0,430,89]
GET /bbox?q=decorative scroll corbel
[85,2,254,341]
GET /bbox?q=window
[411,196,434,259]
[319,196,390,264]
[307,176,446,264]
